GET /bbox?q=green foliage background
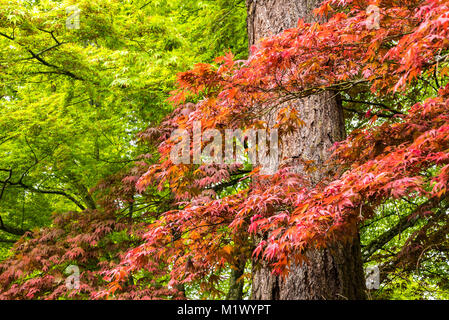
[0,0,247,259]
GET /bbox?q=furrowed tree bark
[246,0,367,300]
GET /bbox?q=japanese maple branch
[363,200,448,262]
[0,168,86,211]
[0,215,28,236]
[0,31,83,81]
[0,238,17,243]
[341,99,404,115]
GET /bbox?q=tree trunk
[246,0,367,300]
[226,259,246,300]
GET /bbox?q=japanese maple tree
[104,0,449,298]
